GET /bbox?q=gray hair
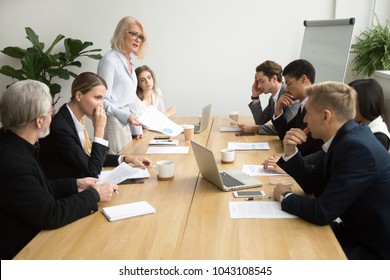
[0,80,52,132]
[110,16,147,59]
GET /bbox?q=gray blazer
[248,83,300,134]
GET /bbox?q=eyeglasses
[126,31,145,42]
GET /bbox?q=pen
[114,190,119,195]
[246,196,271,201]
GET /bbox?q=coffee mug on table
[229,111,239,126]
[183,124,194,141]
[221,149,235,164]
[152,160,174,181]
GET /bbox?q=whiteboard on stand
[300,18,355,83]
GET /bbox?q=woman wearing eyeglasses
[98,16,148,154]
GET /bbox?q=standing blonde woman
[98,16,148,154]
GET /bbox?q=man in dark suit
[272,59,323,156]
[274,81,390,259]
[239,60,300,135]
[0,80,118,259]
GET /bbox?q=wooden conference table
[14,116,346,260]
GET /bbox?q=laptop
[194,104,211,134]
[191,141,263,191]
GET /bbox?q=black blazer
[272,105,323,156]
[0,129,99,259]
[40,104,119,179]
[278,121,390,259]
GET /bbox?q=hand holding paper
[139,106,183,136]
[98,163,150,185]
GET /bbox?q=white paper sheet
[146,146,190,154]
[242,164,288,176]
[98,163,150,185]
[219,126,242,132]
[227,142,270,150]
[149,139,179,145]
[139,106,183,136]
[229,201,297,219]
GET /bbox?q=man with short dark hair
[239,60,299,135]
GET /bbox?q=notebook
[190,141,263,191]
[102,201,155,222]
[194,104,211,134]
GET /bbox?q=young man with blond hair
[274,81,390,259]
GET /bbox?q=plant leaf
[86,54,103,60]
[47,68,71,80]
[1,46,27,59]
[46,34,65,55]
[21,52,44,80]
[49,83,61,96]
[0,65,26,80]
[25,27,44,52]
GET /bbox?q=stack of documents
[102,201,155,222]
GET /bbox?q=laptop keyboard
[220,172,244,187]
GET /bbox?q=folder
[102,201,155,222]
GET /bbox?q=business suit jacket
[40,104,119,179]
[0,129,100,259]
[272,105,323,156]
[278,121,390,259]
[248,84,300,135]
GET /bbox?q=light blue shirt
[97,48,138,126]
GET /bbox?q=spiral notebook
[102,201,155,222]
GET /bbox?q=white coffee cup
[229,111,239,126]
[183,124,194,141]
[152,160,174,181]
[221,149,235,164]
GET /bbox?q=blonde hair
[0,80,52,133]
[110,16,147,59]
[71,72,107,101]
[305,81,356,121]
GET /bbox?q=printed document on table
[229,201,297,219]
[146,146,189,154]
[242,165,287,176]
[219,126,241,132]
[98,163,150,185]
[139,106,183,136]
[228,142,270,150]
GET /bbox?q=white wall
[0,0,388,118]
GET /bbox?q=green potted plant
[0,27,102,104]
[351,17,390,77]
